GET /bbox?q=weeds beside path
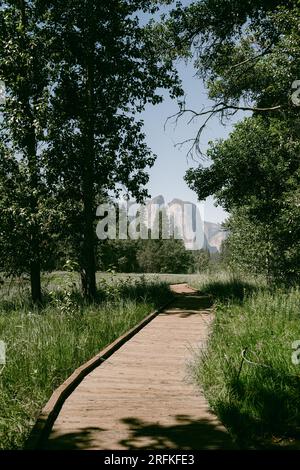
[191,273,300,449]
[0,274,172,449]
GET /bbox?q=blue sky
[139,1,245,224]
[142,60,243,224]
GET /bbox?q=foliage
[96,203,213,274]
[160,0,300,281]
[43,0,183,297]
[220,209,271,278]
[186,116,300,282]
[0,1,183,301]
[98,240,140,273]
[167,0,300,113]
[0,1,57,301]
[137,238,192,273]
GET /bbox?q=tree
[190,249,210,273]
[0,1,182,301]
[136,237,192,273]
[136,206,193,273]
[220,209,272,278]
[156,1,300,281]
[43,0,182,298]
[185,116,300,282]
[98,239,140,273]
[163,0,300,155]
[0,0,54,302]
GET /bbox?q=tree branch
[228,43,274,72]
[166,100,282,159]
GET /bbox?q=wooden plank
[26,298,173,449]
[40,284,235,450]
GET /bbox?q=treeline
[165,0,300,284]
[2,0,297,297]
[0,1,183,302]
[54,205,218,274]
[97,239,216,274]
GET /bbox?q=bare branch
[166,99,282,159]
[192,102,282,115]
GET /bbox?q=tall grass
[0,275,172,449]
[192,275,300,449]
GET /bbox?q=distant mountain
[145,196,227,253]
[204,221,227,253]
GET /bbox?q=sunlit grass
[0,274,172,449]
[192,277,300,449]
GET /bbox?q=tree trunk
[28,138,42,304]
[81,206,97,299]
[30,259,42,304]
[81,0,97,300]
[20,0,42,304]
[28,130,42,304]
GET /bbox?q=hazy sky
[139,1,245,224]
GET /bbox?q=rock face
[145,196,227,253]
[204,221,228,253]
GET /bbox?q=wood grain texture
[44,284,234,450]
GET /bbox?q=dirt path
[44,284,234,450]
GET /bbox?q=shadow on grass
[114,281,173,308]
[0,280,173,314]
[200,280,263,303]
[44,415,235,450]
[216,368,300,450]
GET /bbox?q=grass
[40,271,199,292]
[3,269,298,450]
[191,273,300,449]
[0,273,172,450]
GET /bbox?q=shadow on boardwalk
[45,414,235,450]
[165,295,213,318]
[42,284,235,451]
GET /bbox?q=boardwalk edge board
[25,298,174,450]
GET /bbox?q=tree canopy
[164,0,300,281]
[0,0,183,301]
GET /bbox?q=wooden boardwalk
[44,284,234,450]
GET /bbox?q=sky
[139,1,245,225]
